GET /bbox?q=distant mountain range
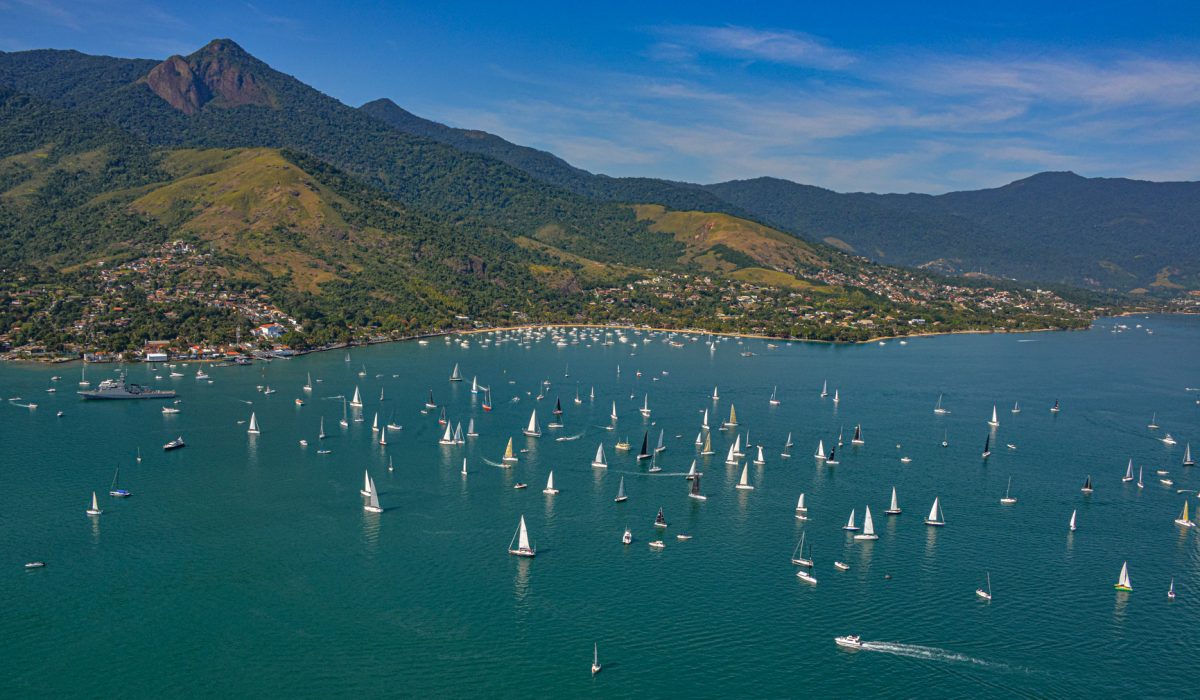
[0,40,1103,352]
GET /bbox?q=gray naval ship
[78,374,177,400]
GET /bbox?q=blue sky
[2,0,1198,192]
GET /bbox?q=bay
[1,315,1196,697]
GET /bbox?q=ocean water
[1,316,1197,698]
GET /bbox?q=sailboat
[1081,475,1093,494]
[425,389,437,409]
[1069,509,1077,532]
[701,408,709,431]
[781,432,793,458]
[686,460,698,480]
[975,573,992,601]
[934,393,948,414]
[461,458,468,476]
[109,466,130,498]
[339,398,349,428]
[364,477,383,513]
[1000,477,1017,504]
[610,401,618,422]
[303,373,313,392]
[987,404,999,428]
[622,527,632,545]
[502,438,518,464]
[655,430,666,453]
[614,477,628,502]
[701,432,714,456]
[637,432,651,461]
[885,486,901,514]
[449,363,463,382]
[319,416,326,440]
[640,394,651,417]
[481,388,492,412]
[712,386,720,401]
[1122,459,1135,482]
[360,470,373,496]
[735,463,754,490]
[941,429,949,448]
[924,497,945,526]
[981,434,991,458]
[466,418,478,438]
[791,533,813,566]
[1148,413,1159,429]
[689,472,706,500]
[724,440,739,466]
[754,445,765,465]
[854,506,878,540]
[695,432,703,447]
[379,387,385,402]
[832,389,840,405]
[1174,501,1195,528]
[350,386,363,408]
[247,412,260,435]
[371,412,380,432]
[1137,466,1144,489]
[724,404,738,428]
[592,643,602,675]
[843,509,859,531]
[522,409,541,437]
[543,471,559,495]
[769,386,780,406]
[814,439,826,461]
[820,380,828,398]
[507,516,536,557]
[591,443,608,468]
[1169,578,1176,600]
[453,422,465,444]
[1114,561,1132,591]
[654,507,668,528]
[589,386,595,401]
[795,493,808,516]
[438,422,456,445]
[471,376,479,394]
[851,424,864,445]
[438,407,447,426]
[86,491,103,516]
[573,387,581,405]
[1184,443,1195,467]
[1011,401,1020,414]
[1050,399,1060,413]
[552,396,563,417]
[824,446,839,465]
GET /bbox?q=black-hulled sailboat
[637,431,651,460]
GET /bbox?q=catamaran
[976,573,993,601]
[350,386,363,408]
[86,491,103,516]
[934,393,948,414]
[502,438,518,464]
[814,439,826,460]
[924,497,945,526]
[614,477,628,502]
[1000,476,1017,504]
[640,394,651,417]
[508,516,536,557]
[543,471,559,495]
[854,506,878,540]
[522,410,542,437]
[1069,509,1077,531]
[769,386,780,406]
[1122,459,1135,482]
[449,363,463,382]
[885,486,901,514]
[1114,561,1132,591]
[591,443,608,468]
[843,509,859,531]
[736,463,754,490]
[1175,501,1195,528]
[987,404,999,428]
[364,477,383,513]
[851,424,864,445]
[109,466,130,498]
[791,533,813,566]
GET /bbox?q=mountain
[0,42,1095,355]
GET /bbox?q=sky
[2,0,1198,193]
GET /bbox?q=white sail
[845,509,857,529]
[439,422,454,444]
[610,401,618,421]
[833,389,839,404]
[755,445,765,464]
[887,486,900,513]
[518,516,531,551]
[471,376,478,393]
[544,471,556,492]
[784,432,793,448]
[524,409,541,436]
[687,460,697,478]
[592,443,607,468]
[860,506,876,537]
[366,477,381,511]
[712,386,719,400]
[247,412,259,434]
[372,412,379,431]
[814,439,826,459]
[796,493,806,511]
[615,477,626,501]
[736,463,753,489]
[450,363,462,381]
[1117,561,1131,589]
[461,458,468,475]
[701,409,709,429]
[988,404,999,426]
[350,386,363,407]
[319,416,326,439]
[362,470,373,496]
[1069,509,1077,531]
[467,418,477,436]
[725,442,738,465]
[927,496,943,523]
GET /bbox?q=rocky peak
[140,39,275,115]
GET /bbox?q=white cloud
[657,24,856,70]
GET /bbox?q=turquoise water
[2,316,1197,698]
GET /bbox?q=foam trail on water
[860,642,1005,669]
[555,432,584,442]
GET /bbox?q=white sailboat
[471,376,479,394]
[350,386,363,407]
[791,533,813,567]
[725,440,739,466]
[686,460,698,480]
[543,471,559,495]
[795,493,808,515]
[438,422,456,445]
[449,363,463,382]
[466,418,478,437]
[934,393,948,414]
[522,409,541,437]
[592,643,602,675]
[712,385,719,401]
[854,506,878,540]
[247,411,260,435]
[1148,412,1159,429]
[769,386,780,406]
[820,380,828,398]
[364,477,383,513]
[832,389,840,405]
[851,424,864,445]
[360,470,373,496]
[975,573,992,601]
[753,445,765,465]
[1069,509,1077,532]
[614,477,627,502]
[701,408,709,430]
[339,398,349,428]
[371,412,379,432]
[885,486,901,514]
[781,432,793,458]
[843,509,859,531]
[640,394,651,417]
[1168,578,1176,600]
[1114,561,1132,591]
[814,439,826,460]
[610,401,618,422]
[461,458,468,476]
[85,491,103,516]
[591,443,608,468]
[1011,401,1021,414]
[987,404,999,428]
[1137,466,1144,488]
[735,463,754,490]
[303,372,313,392]
[1122,458,1134,482]
[508,515,536,557]
[1000,476,1017,504]
[924,497,945,526]
[1184,443,1195,467]
[319,416,326,440]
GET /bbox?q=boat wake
[556,432,584,442]
[481,458,509,468]
[858,641,1005,669]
